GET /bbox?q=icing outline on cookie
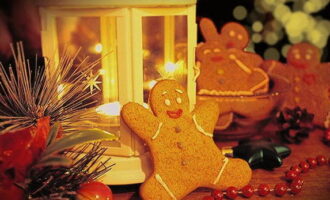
[155,173,177,200]
[213,157,229,184]
[229,54,252,74]
[152,122,163,140]
[192,114,213,137]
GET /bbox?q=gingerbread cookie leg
[140,173,196,200]
[212,158,252,189]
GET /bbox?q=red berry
[285,170,298,181]
[226,186,238,199]
[290,181,303,194]
[76,181,113,200]
[258,184,270,196]
[316,155,327,165]
[241,185,254,198]
[274,183,288,196]
[292,177,304,186]
[202,196,214,200]
[306,158,317,168]
[299,161,310,173]
[211,189,223,200]
[291,165,302,174]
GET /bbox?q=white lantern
[37,0,197,184]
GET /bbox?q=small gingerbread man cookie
[262,43,330,125]
[121,80,252,200]
[196,18,269,96]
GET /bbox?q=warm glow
[94,43,103,53]
[148,80,157,89]
[96,102,121,116]
[164,62,178,73]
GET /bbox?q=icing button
[181,160,187,166]
[175,126,181,133]
[294,86,300,93]
[177,142,183,149]
[218,79,225,84]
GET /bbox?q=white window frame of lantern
[38,3,196,185]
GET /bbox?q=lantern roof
[36,0,196,7]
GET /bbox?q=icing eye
[176,97,182,104]
[305,54,311,60]
[229,30,236,37]
[203,49,211,55]
[237,34,243,40]
[213,48,221,53]
[294,53,301,60]
[164,99,171,106]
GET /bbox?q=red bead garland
[203,155,329,199]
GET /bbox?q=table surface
[111,128,330,200]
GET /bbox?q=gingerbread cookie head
[196,18,249,62]
[149,80,190,120]
[287,42,321,69]
[219,22,249,49]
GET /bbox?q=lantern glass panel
[142,15,188,103]
[56,16,121,147]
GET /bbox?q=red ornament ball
[241,185,254,198]
[76,181,113,200]
[258,184,270,196]
[226,186,238,199]
[299,161,310,173]
[306,157,317,168]
[274,183,288,196]
[211,189,223,200]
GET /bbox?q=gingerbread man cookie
[121,80,251,200]
[196,18,269,96]
[262,43,330,125]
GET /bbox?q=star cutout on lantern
[83,71,101,94]
[232,138,291,170]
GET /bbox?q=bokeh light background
[197,0,330,62]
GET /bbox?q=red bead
[285,170,298,181]
[299,161,310,173]
[316,155,327,165]
[258,184,270,196]
[292,177,304,186]
[241,185,254,198]
[306,158,317,168]
[290,165,302,174]
[290,181,303,194]
[211,189,223,200]
[226,186,238,199]
[202,196,215,200]
[274,183,288,196]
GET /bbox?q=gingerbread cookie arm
[192,100,220,136]
[121,102,162,141]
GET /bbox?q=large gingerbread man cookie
[121,80,251,200]
[196,18,269,96]
[262,43,330,125]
